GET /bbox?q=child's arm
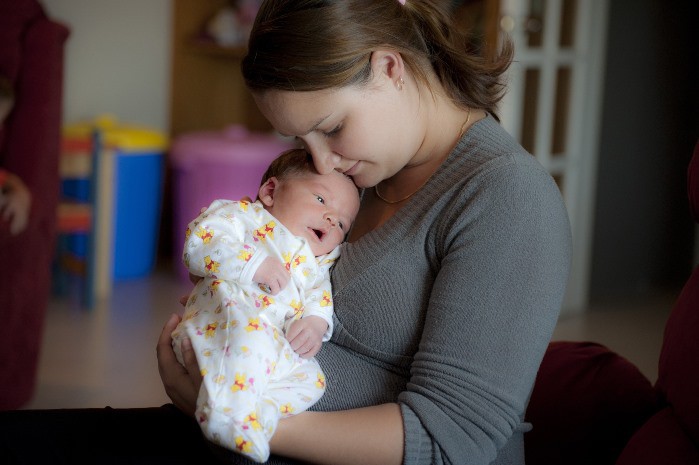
[285,246,341,358]
[184,199,288,292]
[253,255,290,295]
[286,315,328,359]
[0,168,32,236]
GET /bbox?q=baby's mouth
[312,229,324,240]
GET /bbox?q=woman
[0,1,570,464]
[160,1,571,464]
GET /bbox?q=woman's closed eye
[322,124,342,138]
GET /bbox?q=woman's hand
[0,171,32,235]
[156,313,202,417]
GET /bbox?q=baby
[172,148,360,462]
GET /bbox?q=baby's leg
[265,348,327,418]
[181,280,286,462]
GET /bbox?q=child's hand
[0,171,31,235]
[286,315,328,359]
[253,256,290,295]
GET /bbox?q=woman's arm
[270,404,404,465]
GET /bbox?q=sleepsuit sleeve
[398,157,572,465]
[183,199,269,285]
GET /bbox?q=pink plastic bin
[171,125,294,283]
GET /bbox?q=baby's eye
[338,221,345,231]
[315,195,325,204]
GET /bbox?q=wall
[43,0,171,132]
[590,0,699,301]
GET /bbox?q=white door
[498,0,610,314]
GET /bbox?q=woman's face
[253,78,425,189]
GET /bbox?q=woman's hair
[260,148,316,185]
[241,0,514,119]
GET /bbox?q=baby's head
[258,149,360,256]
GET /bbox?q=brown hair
[260,148,316,186]
[241,0,513,119]
[259,148,359,201]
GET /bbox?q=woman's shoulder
[438,116,556,200]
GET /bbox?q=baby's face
[262,170,360,256]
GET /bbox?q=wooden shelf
[170,0,270,138]
[187,39,247,59]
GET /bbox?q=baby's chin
[309,241,339,257]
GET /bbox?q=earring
[397,77,405,91]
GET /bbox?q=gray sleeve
[398,157,572,465]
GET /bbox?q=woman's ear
[370,50,406,90]
[258,177,279,207]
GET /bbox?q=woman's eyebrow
[277,115,330,137]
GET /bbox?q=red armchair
[0,0,70,409]
[525,140,699,464]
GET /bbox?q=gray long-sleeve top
[254,115,572,465]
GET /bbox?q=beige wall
[44,0,172,132]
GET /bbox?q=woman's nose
[307,143,341,175]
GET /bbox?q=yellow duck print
[231,373,250,392]
[253,221,275,242]
[198,321,218,339]
[292,254,307,269]
[237,245,253,262]
[315,372,326,389]
[245,318,263,332]
[243,411,263,431]
[320,290,332,307]
[195,226,214,244]
[280,403,295,415]
[208,279,222,297]
[290,300,304,320]
[204,255,220,274]
[234,436,252,454]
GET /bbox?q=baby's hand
[286,316,328,359]
[253,256,290,295]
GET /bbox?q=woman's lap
[0,404,223,465]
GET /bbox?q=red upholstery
[616,139,699,463]
[525,140,699,464]
[0,0,69,409]
[616,407,699,465]
[524,342,658,465]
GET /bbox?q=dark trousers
[0,404,226,465]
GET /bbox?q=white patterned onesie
[172,199,337,462]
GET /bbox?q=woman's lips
[344,161,360,176]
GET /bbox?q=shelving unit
[170,0,270,138]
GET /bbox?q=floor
[24,267,677,410]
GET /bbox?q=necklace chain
[374,107,472,204]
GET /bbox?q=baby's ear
[258,177,279,207]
